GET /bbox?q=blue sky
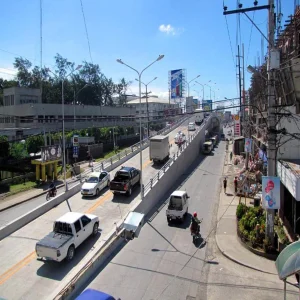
[0,0,296,106]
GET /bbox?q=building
[0,87,136,140]
[127,97,181,124]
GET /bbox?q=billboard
[192,98,199,110]
[202,100,212,111]
[262,176,280,209]
[170,69,183,99]
[41,145,62,162]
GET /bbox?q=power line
[224,16,236,71]
[246,11,255,66]
[80,0,93,63]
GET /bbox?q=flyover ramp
[76,142,226,300]
[0,117,195,300]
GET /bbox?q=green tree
[10,142,28,159]
[26,135,44,154]
[0,136,10,157]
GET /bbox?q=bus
[194,109,204,126]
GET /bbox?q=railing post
[163,165,166,173]
[131,146,133,152]
[150,178,153,188]
[142,184,144,198]
[110,158,113,165]
[101,162,104,170]
[118,153,120,160]
[125,150,127,156]
[157,172,160,180]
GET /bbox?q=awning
[275,241,300,280]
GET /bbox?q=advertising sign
[73,135,79,147]
[262,176,280,209]
[202,100,212,111]
[170,69,183,99]
[234,114,240,136]
[73,146,79,158]
[41,145,62,162]
[244,138,252,153]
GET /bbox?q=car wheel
[92,222,99,236]
[127,186,132,197]
[107,180,110,187]
[96,189,100,196]
[66,245,75,261]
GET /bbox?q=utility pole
[142,87,151,138]
[223,0,275,243]
[266,0,276,245]
[237,45,243,136]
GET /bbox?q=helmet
[193,212,197,217]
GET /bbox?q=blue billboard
[202,100,212,111]
[170,69,183,99]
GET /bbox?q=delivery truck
[149,135,170,164]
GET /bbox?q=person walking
[234,176,238,194]
[223,177,227,194]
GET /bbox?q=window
[10,95,14,105]
[74,220,82,233]
[81,215,91,228]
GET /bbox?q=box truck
[149,135,170,164]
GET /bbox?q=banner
[262,176,280,209]
[73,135,79,147]
[170,69,183,99]
[244,138,252,153]
[202,100,212,111]
[41,145,62,162]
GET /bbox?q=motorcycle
[46,189,57,201]
[190,218,203,242]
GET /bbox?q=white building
[127,97,181,124]
[0,87,136,140]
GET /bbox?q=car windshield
[53,222,73,235]
[168,196,183,210]
[115,171,130,180]
[99,173,107,180]
[86,176,98,183]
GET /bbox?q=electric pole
[266,0,276,245]
[237,45,243,136]
[223,0,276,244]
[142,88,151,138]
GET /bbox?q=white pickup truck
[166,191,189,223]
[35,212,99,262]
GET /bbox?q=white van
[188,122,196,131]
[166,191,189,223]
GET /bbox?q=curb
[215,234,277,275]
[0,183,66,213]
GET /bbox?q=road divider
[0,117,189,242]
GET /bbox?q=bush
[236,203,248,219]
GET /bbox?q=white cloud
[0,67,16,80]
[159,24,184,36]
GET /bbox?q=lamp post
[73,84,89,130]
[116,55,164,199]
[195,81,205,102]
[186,75,200,97]
[135,77,157,138]
[47,65,82,192]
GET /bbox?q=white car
[188,122,196,131]
[175,131,186,145]
[81,171,110,197]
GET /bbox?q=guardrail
[73,116,189,180]
[142,117,211,197]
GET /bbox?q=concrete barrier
[0,183,82,241]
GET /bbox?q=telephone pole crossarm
[223,5,270,15]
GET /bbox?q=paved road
[0,180,79,227]
[75,136,225,300]
[0,119,188,228]
[0,117,200,300]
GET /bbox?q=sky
[0,0,296,106]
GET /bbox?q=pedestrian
[223,177,227,194]
[230,151,233,162]
[234,176,238,194]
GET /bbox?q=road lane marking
[0,251,36,285]
[0,126,187,285]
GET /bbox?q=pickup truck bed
[36,232,72,249]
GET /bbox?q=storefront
[277,160,300,239]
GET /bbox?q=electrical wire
[80,0,93,63]
[246,11,255,66]
[224,16,236,72]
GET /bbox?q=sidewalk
[0,160,93,212]
[215,142,278,275]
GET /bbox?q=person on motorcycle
[191,212,201,234]
[49,181,57,197]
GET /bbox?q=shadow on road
[168,212,192,230]
[36,231,102,281]
[111,186,140,204]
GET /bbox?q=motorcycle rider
[191,212,201,234]
[49,180,57,197]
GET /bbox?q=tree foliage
[1,54,131,106]
[0,136,9,158]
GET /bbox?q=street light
[47,65,82,192]
[117,55,164,199]
[186,75,200,97]
[205,83,212,100]
[135,77,157,138]
[73,83,90,130]
[195,81,205,101]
